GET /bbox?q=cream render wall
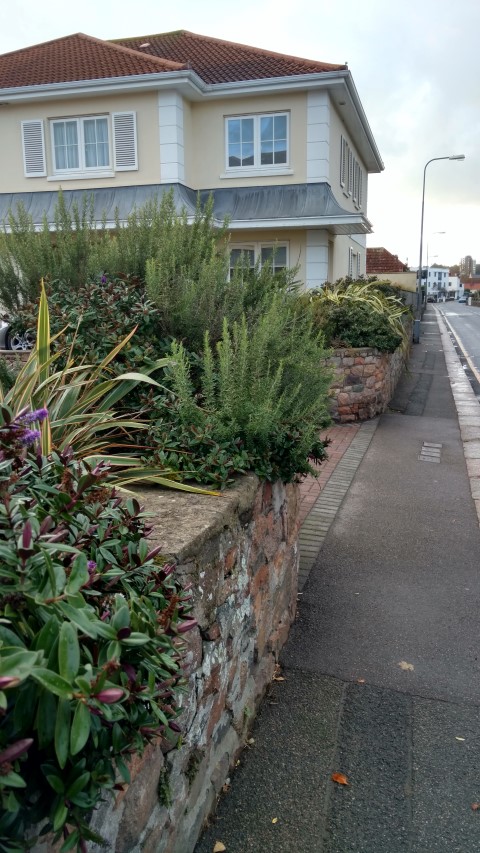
[188,93,308,189]
[0,91,160,193]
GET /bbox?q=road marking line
[440,311,480,385]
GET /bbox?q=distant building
[424,264,449,301]
[366,247,409,275]
[447,276,463,299]
[460,255,476,277]
[366,247,415,300]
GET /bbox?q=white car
[0,320,35,351]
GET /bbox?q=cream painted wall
[189,93,307,189]
[332,233,366,282]
[1,91,160,193]
[229,228,306,285]
[329,104,368,215]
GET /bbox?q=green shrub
[148,295,332,485]
[306,279,410,352]
[0,404,195,850]
[0,191,233,315]
[11,274,167,369]
[145,226,296,352]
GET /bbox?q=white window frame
[50,115,113,179]
[229,242,289,279]
[340,135,363,209]
[224,112,291,177]
[22,112,137,181]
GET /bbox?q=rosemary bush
[149,294,332,484]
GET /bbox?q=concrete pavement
[195,306,480,853]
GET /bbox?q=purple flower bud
[87,560,97,575]
[169,721,182,733]
[94,688,125,704]
[18,408,48,425]
[22,521,32,550]
[0,676,20,690]
[20,429,40,446]
[0,738,33,765]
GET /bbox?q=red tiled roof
[366,247,409,274]
[0,33,185,89]
[112,30,346,85]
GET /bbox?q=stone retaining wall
[35,476,299,853]
[328,341,409,422]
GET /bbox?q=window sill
[220,167,293,180]
[47,171,114,181]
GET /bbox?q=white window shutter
[112,112,138,171]
[21,120,46,177]
[348,247,353,278]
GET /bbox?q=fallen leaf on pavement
[331,772,349,785]
[213,843,227,852]
[471,803,480,811]
[398,661,414,671]
[272,818,278,824]
[273,676,286,682]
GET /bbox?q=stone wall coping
[133,474,260,561]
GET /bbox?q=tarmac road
[195,307,480,853]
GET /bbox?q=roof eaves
[0,69,206,101]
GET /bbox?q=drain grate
[418,441,442,463]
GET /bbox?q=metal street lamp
[416,156,465,324]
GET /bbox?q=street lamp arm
[416,154,465,318]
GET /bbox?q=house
[0,30,383,288]
[366,247,416,298]
[422,263,449,301]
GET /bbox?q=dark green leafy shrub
[305,279,410,352]
[0,405,195,850]
[313,301,403,351]
[10,274,168,370]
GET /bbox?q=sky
[0,0,478,269]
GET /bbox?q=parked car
[0,321,35,351]
[458,296,468,304]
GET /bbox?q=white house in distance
[0,30,384,287]
[422,263,449,301]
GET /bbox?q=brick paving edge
[298,418,379,590]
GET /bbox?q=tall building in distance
[460,255,476,277]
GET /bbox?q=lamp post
[416,156,465,320]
